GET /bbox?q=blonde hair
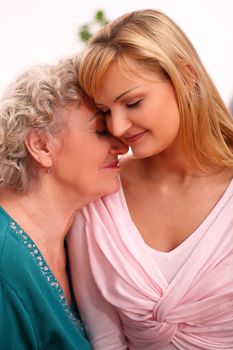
[0,56,83,192]
[79,9,233,170]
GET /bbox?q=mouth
[102,160,120,169]
[125,130,149,144]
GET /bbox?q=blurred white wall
[0,0,232,107]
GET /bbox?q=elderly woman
[0,57,127,349]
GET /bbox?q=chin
[131,150,148,159]
[100,179,121,198]
[131,146,157,159]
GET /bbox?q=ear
[24,130,53,168]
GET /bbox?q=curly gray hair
[0,56,84,192]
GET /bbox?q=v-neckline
[119,177,233,255]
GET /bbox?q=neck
[0,182,87,246]
[141,138,217,182]
[144,155,198,180]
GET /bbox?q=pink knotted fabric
[77,180,233,349]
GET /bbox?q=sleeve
[68,212,128,350]
[0,278,37,350]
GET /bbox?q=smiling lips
[125,130,148,143]
[102,160,120,169]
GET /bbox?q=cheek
[157,112,180,137]
[157,95,180,125]
[55,134,112,175]
[84,137,111,163]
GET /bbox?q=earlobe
[24,130,53,168]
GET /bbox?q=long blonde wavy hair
[79,9,233,170]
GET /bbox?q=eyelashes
[99,99,143,117]
[126,99,142,108]
[95,129,109,136]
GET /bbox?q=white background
[0,0,232,110]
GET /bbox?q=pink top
[68,180,233,349]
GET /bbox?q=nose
[107,114,132,138]
[110,136,129,156]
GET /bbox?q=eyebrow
[114,86,140,102]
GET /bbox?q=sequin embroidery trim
[9,220,85,334]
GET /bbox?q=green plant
[79,10,109,43]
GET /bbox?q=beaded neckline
[1,208,85,334]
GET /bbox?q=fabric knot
[151,304,178,345]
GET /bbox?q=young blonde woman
[69,9,233,349]
[0,57,128,349]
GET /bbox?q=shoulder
[0,210,16,271]
[0,208,9,248]
[0,212,38,292]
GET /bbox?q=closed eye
[126,99,142,108]
[95,129,109,136]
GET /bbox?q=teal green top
[0,207,91,350]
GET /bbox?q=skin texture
[95,57,233,252]
[96,58,181,160]
[50,103,128,202]
[0,102,128,302]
